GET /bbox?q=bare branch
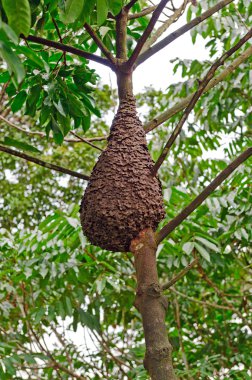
[152,28,252,175]
[140,0,189,54]
[136,0,234,66]
[162,259,198,290]
[127,0,171,68]
[70,131,103,151]
[22,35,114,69]
[156,147,252,244]
[0,145,90,181]
[84,23,116,64]
[0,114,107,142]
[128,5,157,20]
[144,44,252,133]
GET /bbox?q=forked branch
[136,0,234,66]
[156,147,252,244]
[0,145,90,181]
[152,27,252,175]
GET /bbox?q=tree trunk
[130,228,177,380]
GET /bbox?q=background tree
[0,0,251,379]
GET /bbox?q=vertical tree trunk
[130,229,177,380]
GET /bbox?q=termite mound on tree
[80,95,165,252]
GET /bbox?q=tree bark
[130,229,177,380]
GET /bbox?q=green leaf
[78,0,96,23]
[64,297,73,316]
[96,0,108,25]
[60,0,84,24]
[187,6,192,23]
[194,242,211,262]
[0,137,41,153]
[16,45,46,69]
[79,309,100,331]
[108,0,122,16]
[82,94,101,117]
[0,21,18,44]
[51,117,64,145]
[0,41,25,84]
[195,236,219,252]
[2,0,31,36]
[25,84,41,116]
[68,93,87,117]
[34,307,45,324]
[11,90,27,112]
[182,242,194,255]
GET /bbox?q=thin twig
[136,0,234,66]
[127,0,171,68]
[156,147,252,244]
[0,145,90,181]
[152,28,252,175]
[170,287,234,311]
[0,114,107,142]
[144,44,252,133]
[70,131,104,152]
[162,259,198,290]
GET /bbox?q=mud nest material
[80,95,165,252]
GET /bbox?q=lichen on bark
[80,95,165,252]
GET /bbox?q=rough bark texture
[130,229,177,380]
[80,96,165,252]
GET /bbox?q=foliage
[0,0,251,379]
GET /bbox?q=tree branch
[136,0,234,66]
[0,114,107,142]
[0,145,90,181]
[128,5,157,20]
[152,28,252,175]
[162,259,198,290]
[84,23,116,64]
[70,131,103,151]
[144,44,252,133]
[156,147,252,244]
[21,35,114,69]
[127,0,171,68]
[140,0,188,54]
